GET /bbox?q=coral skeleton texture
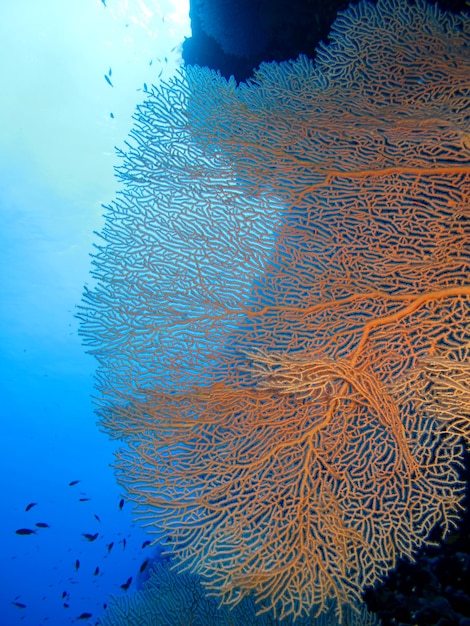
[80,0,470,621]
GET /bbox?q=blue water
[0,1,189,624]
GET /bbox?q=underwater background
[1,0,470,625]
[0,1,189,624]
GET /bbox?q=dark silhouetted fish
[15,528,36,535]
[94,514,101,522]
[120,576,132,591]
[12,601,26,609]
[82,533,99,542]
[25,502,37,512]
[139,559,149,573]
[119,498,124,510]
[77,612,92,620]
[104,74,113,87]
[64,603,69,608]
[94,566,99,576]
[79,497,90,502]
[121,537,126,550]
[75,559,80,571]
[141,540,151,549]
[35,522,49,528]
[62,591,67,599]
[69,480,80,486]
[110,112,114,119]
[106,541,114,554]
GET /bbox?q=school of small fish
[12,479,156,624]
[9,5,180,622]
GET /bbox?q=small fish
[142,540,151,549]
[15,528,36,535]
[119,498,124,510]
[77,612,92,620]
[120,576,132,591]
[12,601,26,609]
[108,67,112,76]
[79,498,90,502]
[94,514,101,523]
[82,532,99,542]
[64,603,69,608]
[109,112,114,119]
[101,0,106,7]
[139,559,149,573]
[25,502,37,512]
[69,480,80,486]
[106,541,114,554]
[75,559,80,571]
[94,566,100,576]
[35,522,49,528]
[104,74,113,87]
[122,537,126,550]
[143,82,148,91]
[62,591,67,599]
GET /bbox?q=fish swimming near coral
[76,612,92,620]
[120,576,132,591]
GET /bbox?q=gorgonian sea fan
[80,0,470,621]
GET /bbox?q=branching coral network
[80,0,470,621]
